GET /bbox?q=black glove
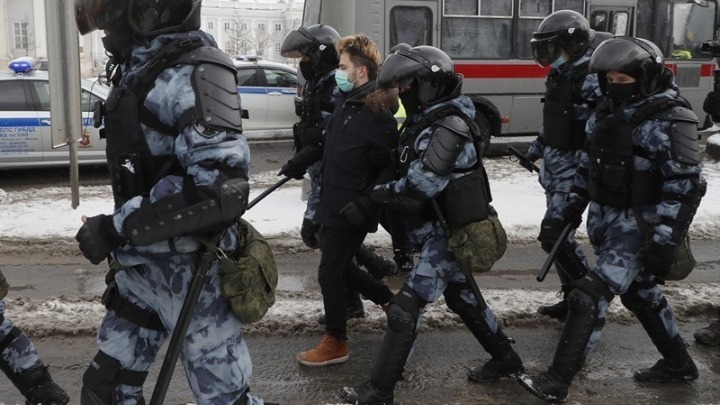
[278,159,306,180]
[339,197,375,226]
[370,186,425,212]
[75,214,125,265]
[703,90,720,122]
[644,240,675,279]
[562,202,585,230]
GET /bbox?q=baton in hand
[247,176,292,210]
[537,222,573,282]
[507,146,540,173]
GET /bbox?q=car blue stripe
[238,86,296,95]
[0,118,40,127]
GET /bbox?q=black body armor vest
[542,66,589,150]
[100,39,240,208]
[587,98,695,208]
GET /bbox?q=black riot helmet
[281,24,340,79]
[589,36,673,96]
[378,45,458,107]
[531,10,592,67]
[75,0,201,37]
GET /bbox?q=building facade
[0,0,304,76]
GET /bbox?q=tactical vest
[542,65,590,150]
[100,38,239,208]
[397,105,491,225]
[587,98,698,208]
[299,74,335,128]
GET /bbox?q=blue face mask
[550,55,567,69]
[335,68,358,92]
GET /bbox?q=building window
[208,21,214,29]
[241,22,248,30]
[14,22,28,50]
[275,23,283,32]
[258,23,266,31]
[224,22,232,31]
[275,43,281,54]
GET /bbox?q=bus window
[389,6,433,48]
[670,1,716,59]
[443,0,512,59]
[590,11,609,32]
[613,12,630,35]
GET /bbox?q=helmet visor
[280,27,317,58]
[377,50,426,90]
[75,0,128,35]
[530,36,562,67]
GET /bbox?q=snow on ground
[0,156,719,335]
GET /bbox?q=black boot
[0,327,69,405]
[516,368,569,403]
[443,283,524,383]
[621,282,699,383]
[339,286,424,405]
[11,365,69,405]
[356,245,397,280]
[393,248,414,275]
[538,294,569,322]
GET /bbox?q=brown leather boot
[296,332,349,366]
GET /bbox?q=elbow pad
[123,177,249,246]
[420,115,472,175]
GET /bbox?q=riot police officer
[518,37,704,403]
[526,10,610,321]
[74,1,269,403]
[338,46,523,405]
[0,273,68,403]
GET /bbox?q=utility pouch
[442,169,491,228]
[198,219,278,323]
[448,205,507,273]
[646,233,696,281]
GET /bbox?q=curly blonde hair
[336,34,381,80]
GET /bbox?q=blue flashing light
[8,57,36,74]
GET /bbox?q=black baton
[537,222,573,282]
[247,176,292,210]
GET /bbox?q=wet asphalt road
[0,139,719,404]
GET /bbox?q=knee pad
[443,282,487,314]
[81,351,147,405]
[387,286,424,333]
[568,272,612,316]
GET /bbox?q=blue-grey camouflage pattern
[376,95,499,331]
[570,87,701,356]
[0,300,42,374]
[527,49,601,264]
[94,32,263,405]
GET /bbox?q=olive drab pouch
[198,218,278,323]
[646,233,696,281]
[448,205,508,273]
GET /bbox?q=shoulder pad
[420,115,472,175]
[667,107,701,165]
[184,61,243,134]
[435,115,472,140]
[173,46,237,72]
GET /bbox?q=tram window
[444,0,476,15]
[670,1,716,59]
[480,1,512,16]
[389,6,433,47]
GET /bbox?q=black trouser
[319,227,393,339]
[380,209,412,257]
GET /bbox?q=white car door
[261,67,299,129]
[0,79,44,168]
[236,67,268,130]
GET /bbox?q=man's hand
[75,214,125,265]
[339,197,375,226]
[562,202,585,230]
[644,240,675,279]
[278,159,306,180]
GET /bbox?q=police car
[234,56,298,130]
[0,57,109,169]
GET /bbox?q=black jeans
[319,227,393,339]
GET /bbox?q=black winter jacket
[314,82,399,231]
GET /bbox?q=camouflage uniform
[570,86,702,357]
[93,32,263,405]
[527,48,602,284]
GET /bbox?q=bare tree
[226,21,280,58]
